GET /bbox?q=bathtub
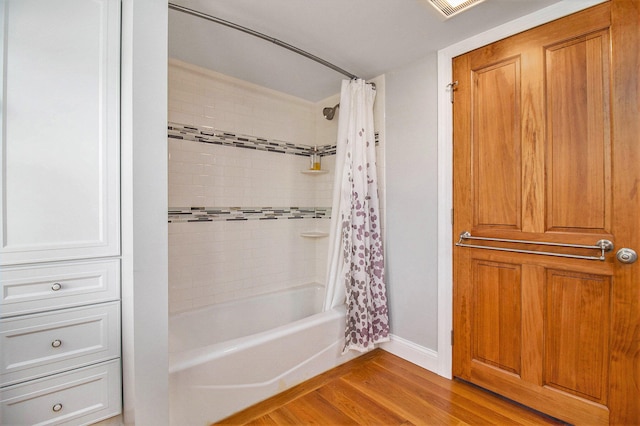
[168,284,359,425]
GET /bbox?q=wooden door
[452,2,639,425]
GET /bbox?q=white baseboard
[380,334,440,374]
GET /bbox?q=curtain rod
[168,3,359,80]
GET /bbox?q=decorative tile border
[168,122,377,157]
[168,206,331,223]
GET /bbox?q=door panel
[473,59,521,229]
[546,30,611,233]
[453,2,639,424]
[456,252,612,425]
[545,270,610,403]
[472,260,521,374]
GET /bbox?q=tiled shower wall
[167,58,385,314]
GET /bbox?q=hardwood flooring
[216,349,565,425]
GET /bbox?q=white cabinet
[0,1,122,424]
[0,0,120,266]
[1,302,121,387]
[0,259,120,318]
[1,360,122,426]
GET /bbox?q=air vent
[429,0,485,18]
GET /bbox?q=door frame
[435,0,607,379]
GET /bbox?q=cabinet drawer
[1,302,120,387]
[1,359,121,426]
[0,259,120,318]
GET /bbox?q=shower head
[323,104,340,120]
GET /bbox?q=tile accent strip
[168,122,377,157]
[168,207,332,223]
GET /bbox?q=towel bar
[455,231,613,261]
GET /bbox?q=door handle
[616,248,637,264]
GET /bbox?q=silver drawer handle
[51,282,62,291]
[51,339,62,348]
[52,403,63,412]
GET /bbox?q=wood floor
[216,349,566,425]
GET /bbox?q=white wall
[385,54,439,351]
[121,0,169,424]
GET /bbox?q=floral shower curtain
[324,79,389,353]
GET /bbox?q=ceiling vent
[428,0,486,18]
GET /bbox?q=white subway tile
[169,299,193,314]
[167,61,388,310]
[168,110,196,125]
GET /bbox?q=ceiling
[168,0,563,102]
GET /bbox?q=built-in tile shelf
[300,232,329,238]
[300,169,329,175]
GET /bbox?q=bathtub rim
[169,282,325,354]
[169,304,346,374]
[169,282,325,319]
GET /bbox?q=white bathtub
[168,284,358,425]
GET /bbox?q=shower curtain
[324,79,390,353]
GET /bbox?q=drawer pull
[51,282,62,291]
[51,339,62,348]
[52,403,63,412]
